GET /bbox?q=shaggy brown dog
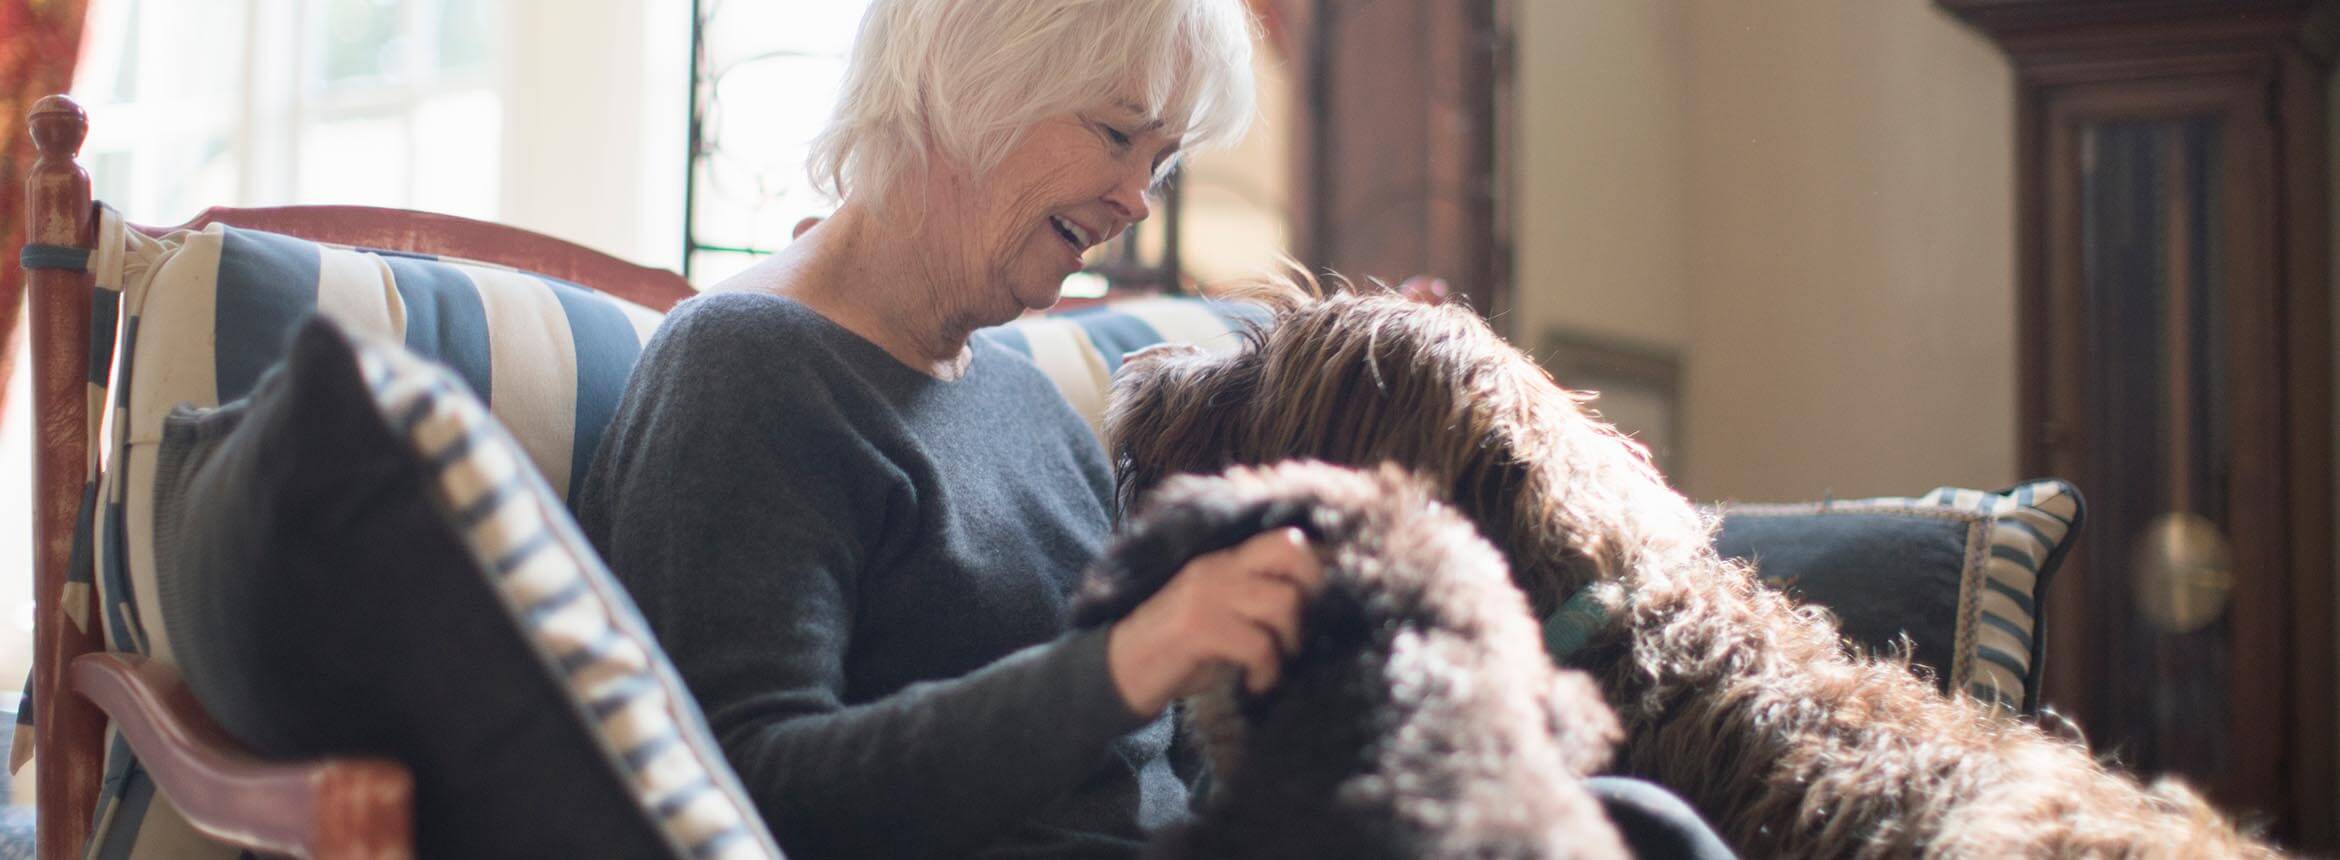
[1106,286,2280,858]
[1072,461,1629,859]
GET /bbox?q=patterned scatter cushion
[149,318,781,858]
[1712,481,2084,713]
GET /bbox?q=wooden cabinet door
[2038,74,2292,830]
[1942,2,2335,847]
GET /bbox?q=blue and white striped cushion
[985,296,1265,440]
[351,327,779,859]
[109,223,663,663]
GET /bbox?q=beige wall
[1515,0,1691,351]
[1183,47,1299,286]
[1514,0,2017,502]
[1529,0,2340,808]
[1681,0,2016,501]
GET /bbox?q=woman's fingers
[1226,527,1323,593]
[1198,528,1321,689]
[1215,621,1283,696]
[1234,570,1306,657]
[1168,531,1316,657]
[1108,526,1327,715]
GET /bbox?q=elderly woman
[576,1,1319,857]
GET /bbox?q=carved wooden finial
[29,94,88,161]
[25,94,93,246]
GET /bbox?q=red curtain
[0,0,90,421]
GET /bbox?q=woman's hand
[1105,527,1324,720]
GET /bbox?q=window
[72,0,507,224]
[684,0,874,285]
[296,0,504,218]
[0,0,516,734]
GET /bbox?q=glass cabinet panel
[2072,113,2240,792]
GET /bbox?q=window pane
[107,0,143,101]
[159,133,240,225]
[72,0,246,223]
[433,0,496,78]
[695,54,846,254]
[702,0,871,65]
[81,0,247,105]
[87,151,135,215]
[319,0,405,85]
[691,154,769,252]
[688,249,766,289]
[412,91,502,219]
[689,0,875,274]
[1173,48,1295,286]
[298,115,409,206]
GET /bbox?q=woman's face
[928,99,1180,319]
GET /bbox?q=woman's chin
[1010,278,1066,312]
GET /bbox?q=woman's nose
[1104,170,1154,225]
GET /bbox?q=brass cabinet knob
[2132,512,2235,634]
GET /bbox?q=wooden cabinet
[1940,0,2336,847]
[1274,0,1514,330]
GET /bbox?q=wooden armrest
[67,653,412,860]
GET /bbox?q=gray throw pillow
[1714,481,2084,714]
[151,317,781,859]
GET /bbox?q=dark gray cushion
[150,317,778,859]
[1714,481,2084,714]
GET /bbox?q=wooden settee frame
[22,94,700,859]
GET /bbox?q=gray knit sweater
[577,291,1185,858]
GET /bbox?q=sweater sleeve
[579,303,1149,858]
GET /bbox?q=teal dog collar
[1541,585,1610,662]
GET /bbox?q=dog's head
[1107,283,1707,612]
[1072,461,1620,781]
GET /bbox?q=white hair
[808,0,1258,212]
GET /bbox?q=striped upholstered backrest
[114,223,664,656]
[984,296,1265,440]
[107,223,1256,669]
[127,225,667,504]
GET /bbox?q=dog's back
[1105,289,2283,857]
[1075,462,1628,860]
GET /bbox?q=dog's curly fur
[1072,461,1629,859]
[1105,285,2281,858]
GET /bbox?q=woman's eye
[1103,125,1132,148]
